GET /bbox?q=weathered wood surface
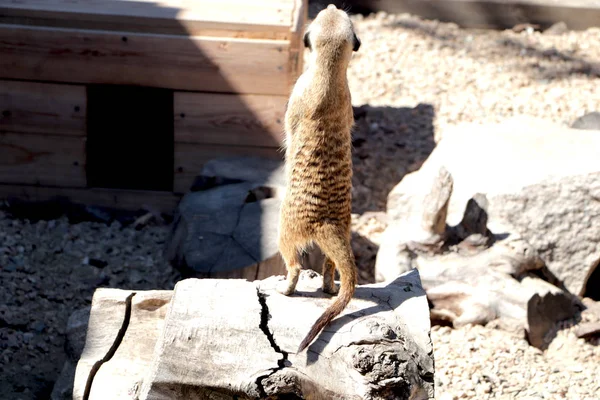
[0,24,291,95]
[0,133,86,187]
[71,289,133,400]
[174,92,286,148]
[0,185,182,214]
[375,167,583,349]
[349,0,600,30]
[174,144,282,193]
[0,80,86,136]
[57,272,434,399]
[0,0,302,37]
[137,270,433,399]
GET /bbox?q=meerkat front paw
[276,281,296,296]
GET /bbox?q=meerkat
[277,4,361,353]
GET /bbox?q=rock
[200,156,286,188]
[571,111,600,130]
[166,156,323,280]
[526,291,582,350]
[64,307,90,362]
[386,117,600,296]
[377,165,583,348]
[575,322,600,339]
[543,21,568,35]
[50,360,76,400]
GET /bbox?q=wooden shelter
[0,0,307,212]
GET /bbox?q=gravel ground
[1,9,600,400]
[0,211,180,399]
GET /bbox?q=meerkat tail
[297,268,357,352]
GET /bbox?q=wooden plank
[174,92,286,148]
[350,0,600,30]
[0,185,182,213]
[173,143,283,193]
[0,133,86,187]
[0,24,291,95]
[0,0,298,37]
[0,80,86,136]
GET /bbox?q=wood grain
[87,291,173,400]
[72,289,132,400]
[0,80,86,136]
[135,271,434,399]
[0,132,86,187]
[0,0,299,36]
[173,143,283,193]
[0,184,182,213]
[0,24,291,95]
[174,92,286,147]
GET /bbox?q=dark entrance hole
[86,84,174,191]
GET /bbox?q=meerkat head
[303,4,360,65]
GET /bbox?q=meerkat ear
[352,34,361,52]
[303,31,312,50]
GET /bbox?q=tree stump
[55,270,435,400]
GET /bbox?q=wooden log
[174,92,286,148]
[0,80,86,136]
[174,144,283,193]
[0,24,291,95]
[0,132,86,187]
[0,0,300,37]
[0,184,182,214]
[136,270,434,399]
[61,271,433,399]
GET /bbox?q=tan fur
[277,4,361,353]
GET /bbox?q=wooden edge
[0,184,182,214]
[0,24,292,95]
[0,1,295,37]
[72,288,134,400]
[288,0,308,90]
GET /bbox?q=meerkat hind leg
[277,238,303,296]
[321,257,339,295]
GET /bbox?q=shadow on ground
[384,17,599,81]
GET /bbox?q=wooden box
[0,0,307,212]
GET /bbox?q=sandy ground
[1,9,600,400]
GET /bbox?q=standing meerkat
[277,4,361,353]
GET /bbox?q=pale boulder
[386,117,600,296]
